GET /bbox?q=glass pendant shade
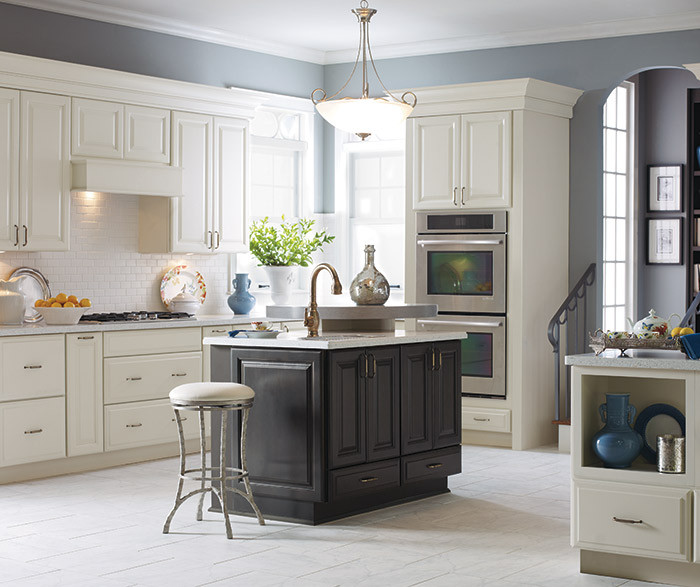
[315,96,413,137]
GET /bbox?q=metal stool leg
[196,409,206,522]
[219,410,234,539]
[240,405,265,526]
[163,409,187,534]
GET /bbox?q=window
[602,81,635,331]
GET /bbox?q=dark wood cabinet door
[433,340,462,448]
[366,346,400,463]
[222,348,324,502]
[400,343,433,455]
[329,349,366,469]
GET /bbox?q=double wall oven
[415,211,507,399]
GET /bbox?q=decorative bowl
[36,306,89,325]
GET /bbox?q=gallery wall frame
[647,217,683,265]
[648,165,683,213]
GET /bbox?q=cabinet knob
[24,428,43,435]
[359,476,379,483]
[126,423,143,428]
[613,516,643,525]
[23,365,42,370]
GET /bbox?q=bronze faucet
[304,263,343,337]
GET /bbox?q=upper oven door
[416,234,506,314]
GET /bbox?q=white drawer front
[104,399,199,451]
[574,482,691,561]
[104,352,202,404]
[0,335,65,401]
[462,406,511,432]
[104,327,201,357]
[0,397,66,466]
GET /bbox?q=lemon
[680,327,694,336]
[79,298,91,308]
[56,293,67,304]
[67,295,79,304]
[34,299,44,308]
[671,327,683,337]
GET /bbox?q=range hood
[71,159,184,197]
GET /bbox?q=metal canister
[657,434,685,474]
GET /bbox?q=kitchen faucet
[304,263,343,338]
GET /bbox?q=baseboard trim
[581,549,698,586]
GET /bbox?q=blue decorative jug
[592,393,643,469]
[227,273,256,315]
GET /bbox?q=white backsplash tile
[0,192,232,314]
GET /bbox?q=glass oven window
[427,251,493,296]
[461,334,493,378]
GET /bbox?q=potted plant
[249,216,335,304]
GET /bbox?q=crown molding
[685,63,700,81]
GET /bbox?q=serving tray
[588,329,682,357]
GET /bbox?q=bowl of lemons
[34,293,91,325]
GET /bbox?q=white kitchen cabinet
[0,397,66,467]
[66,332,103,457]
[139,112,248,253]
[0,334,65,402]
[410,111,511,210]
[72,98,170,164]
[202,324,233,382]
[0,91,70,251]
[103,327,201,357]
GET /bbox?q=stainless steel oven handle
[416,239,504,246]
[419,319,503,328]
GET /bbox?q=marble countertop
[565,350,700,371]
[266,302,437,320]
[204,329,467,350]
[0,313,280,337]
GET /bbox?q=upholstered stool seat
[162,382,265,539]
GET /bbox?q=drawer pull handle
[126,376,142,381]
[172,373,187,377]
[23,365,42,370]
[24,428,43,435]
[212,329,227,333]
[126,423,143,428]
[473,417,490,422]
[77,336,94,340]
[426,463,443,469]
[360,476,379,483]
[172,417,188,422]
[613,516,643,525]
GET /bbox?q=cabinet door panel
[411,116,460,210]
[433,341,461,448]
[461,111,511,208]
[71,98,123,158]
[20,92,70,251]
[213,117,247,252]
[329,350,366,469]
[0,88,18,250]
[171,111,212,253]
[125,105,170,163]
[400,343,433,454]
[366,347,400,462]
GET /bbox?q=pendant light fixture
[312,1,416,140]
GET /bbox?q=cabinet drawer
[401,445,461,484]
[0,397,66,466]
[0,335,65,401]
[462,406,511,432]
[574,481,691,561]
[104,398,199,451]
[104,327,201,357]
[203,325,233,337]
[104,352,202,404]
[329,459,400,500]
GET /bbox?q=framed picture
[648,165,682,212]
[647,218,683,265]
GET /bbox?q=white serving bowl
[36,306,90,325]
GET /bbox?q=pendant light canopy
[312,1,416,140]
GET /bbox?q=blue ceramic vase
[592,393,643,469]
[227,273,256,315]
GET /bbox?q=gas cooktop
[79,311,194,323]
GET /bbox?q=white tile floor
[0,446,674,587]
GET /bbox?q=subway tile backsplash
[0,192,232,313]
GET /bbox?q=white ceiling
[5,0,700,64]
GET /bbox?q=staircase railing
[679,290,700,330]
[547,263,596,423]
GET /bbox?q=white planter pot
[265,266,296,305]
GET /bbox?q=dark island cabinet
[328,347,400,469]
[400,340,461,455]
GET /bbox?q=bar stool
[162,382,265,539]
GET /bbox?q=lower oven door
[417,316,506,398]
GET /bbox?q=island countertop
[204,329,466,350]
[565,350,700,371]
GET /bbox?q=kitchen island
[205,330,465,524]
[566,351,699,586]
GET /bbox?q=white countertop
[0,313,274,337]
[266,302,437,320]
[565,350,700,371]
[204,329,467,350]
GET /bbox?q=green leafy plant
[248,216,335,267]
